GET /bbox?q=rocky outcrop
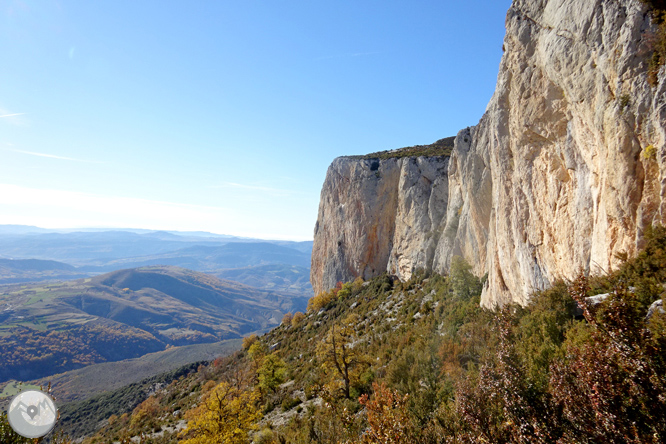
[311,0,666,306]
[647,299,664,321]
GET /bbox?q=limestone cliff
[310,154,449,295]
[311,0,666,306]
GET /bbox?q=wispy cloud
[0,109,28,126]
[314,51,386,61]
[6,148,102,164]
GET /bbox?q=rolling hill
[0,266,308,383]
[0,258,89,285]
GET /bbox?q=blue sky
[0,0,511,241]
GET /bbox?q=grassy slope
[79,228,666,444]
[81,271,485,443]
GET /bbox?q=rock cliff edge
[312,0,666,306]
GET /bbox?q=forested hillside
[31,226,664,444]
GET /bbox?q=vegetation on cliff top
[351,136,455,160]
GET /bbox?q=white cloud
[0,113,25,118]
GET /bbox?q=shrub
[642,144,657,160]
[307,288,338,313]
[355,383,417,444]
[258,353,287,393]
[281,396,302,411]
[351,137,455,160]
[549,275,666,442]
[291,311,305,328]
[642,1,666,85]
[242,334,258,350]
[281,312,293,326]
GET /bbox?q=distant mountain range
[214,264,312,296]
[0,266,308,383]
[0,225,314,297]
[80,241,312,271]
[0,225,242,238]
[0,227,312,266]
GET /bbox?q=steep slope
[312,0,666,305]
[451,0,666,305]
[78,228,666,444]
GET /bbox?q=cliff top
[348,136,455,160]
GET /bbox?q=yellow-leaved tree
[178,382,261,444]
[317,314,369,399]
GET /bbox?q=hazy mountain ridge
[84,242,312,272]
[0,226,313,299]
[214,264,313,296]
[0,228,310,266]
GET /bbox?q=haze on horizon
[0,0,511,241]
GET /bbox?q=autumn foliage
[355,383,416,444]
[179,382,260,444]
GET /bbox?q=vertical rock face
[310,156,449,295]
[311,0,666,305]
[464,0,666,305]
